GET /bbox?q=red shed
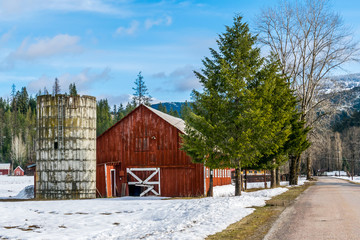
[0,163,10,175]
[96,104,231,198]
[14,166,24,176]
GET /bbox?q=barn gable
[96,104,231,198]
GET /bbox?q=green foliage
[132,71,152,106]
[181,15,300,173]
[0,86,37,167]
[168,107,180,118]
[96,99,113,136]
[69,83,78,96]
[158,102,168,113]
[53,78,61,95]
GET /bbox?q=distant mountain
[321,73,360,94]
[151,102,189,117]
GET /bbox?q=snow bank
[334,176,360,183]
[214,177,306,197]
[0,175,34,198]
[15,185,34,199]
[0,187,288,240]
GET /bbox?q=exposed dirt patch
[100,212,112,215]
[206,181,315,240]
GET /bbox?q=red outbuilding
[0,163,10,175]
[96,104,231,198]
[14,166,24,176]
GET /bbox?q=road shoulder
[206,181,315,240]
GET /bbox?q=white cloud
[152,65,201,92]
[2,34,82,69]
[27,68,111,94]
[0,28,15,43]
[145,16,172,30]
[0,0,131,19]
[115,20,140,36]
[97,94,132,105]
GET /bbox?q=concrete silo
[36,94,96,199]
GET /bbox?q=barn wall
[97,105,205,197]
[204,168,232,194]
[0,169,9,175]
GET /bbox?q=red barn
[14,166,24,176]
[0,163,10,175]
[96,104,231,198]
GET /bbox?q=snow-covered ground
[0,176,306,240]
[0,175,34,198]
[334,176,360,183]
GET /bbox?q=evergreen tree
[69,83,78,96]
[181,15,298,196]
[132,72,152,106]
[53,78,61,95]
[96,99,112,136]
[158,102,168,113]
[168,107,180,118]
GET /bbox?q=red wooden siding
[204,168,232,193]
[0,169,9,175]
[96,105,205,197]
[14,167,24,176]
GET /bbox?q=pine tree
[69,83,78,96]
[53,78,61,95]
[132,72,152,106]
[96,99,112,136]
[158,103,167,113]
[169,107,180,118]
[181,15,298,196]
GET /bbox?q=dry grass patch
[206,181,315,240]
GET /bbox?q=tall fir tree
[182,15,298,196]
[69,83,78,96]
[132,72,152,106]
[53,78,61,95]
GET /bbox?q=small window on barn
[206,168,209,178]
[254,170,258,174]
[135,137,149,152]
[54,141,58,150]
[249,170,253,174]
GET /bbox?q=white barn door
[127,168,161,197]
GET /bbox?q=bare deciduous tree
[257,0,359,184]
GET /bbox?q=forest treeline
[0,73,180,169]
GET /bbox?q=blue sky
[0,0,359,105]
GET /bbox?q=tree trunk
[207,168,213,197]
[244,169,247,191]
[264,170,267,188]
[271,168,276,188]
[271,159,276,188]
[296,154,301,185]
[289,155,298,185]
[306,152,312,180]
[276,167,281,187]
[235,167,242,196]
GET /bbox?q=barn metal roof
[0,163,10,170]
[144,105,186,133]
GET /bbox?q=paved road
[264,177,360,240]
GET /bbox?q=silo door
[127,168,160,197]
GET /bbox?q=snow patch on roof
[144,105,186,133]
[14,166,24,172]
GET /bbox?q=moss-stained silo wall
[36,94,96,199]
